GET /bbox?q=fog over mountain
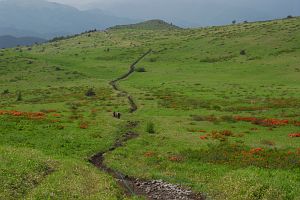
[0,0,299,42]
[50,0,300,27]
[0,0,136,39]
[0,35,46,48]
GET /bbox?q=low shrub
[16,91,22,101]
[240,50,246,55]
[2,89,9,94]
[146,122,155,134]
[135,67,146,72]
[149,58,157,62]
[85,88,96,97]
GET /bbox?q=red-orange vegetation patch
[199,135,208,140]
[91,109,98,114]
[249,148,264,154]
[168,155,184,162]
[51,113,61,117]
[289,133,300,138]
[144,151,155,158]
[0,110,46,120]
[234,116,298,127]
[199,130,235,141]
[79,122,89,129]
[261,118,289,126]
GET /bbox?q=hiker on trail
[113,112,121,119]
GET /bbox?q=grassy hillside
[1,17,300,199]
[109,19,180,30]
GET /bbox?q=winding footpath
[89,50,204,200]
[109,49,152,112]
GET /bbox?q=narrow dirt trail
[109,49,152,112]
[90,50,204,200]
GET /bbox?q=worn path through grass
[90,49,204,200]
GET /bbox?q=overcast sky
[46,0,299,25]
[6,0,288,27]
[47,0,300,10]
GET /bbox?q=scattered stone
[116,178,204,200]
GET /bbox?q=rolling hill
[0,17,300,199]
[109,19,181,30]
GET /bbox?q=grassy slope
[0,17,300,199]
[109,19,180,30]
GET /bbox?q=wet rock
[130,178,204,200]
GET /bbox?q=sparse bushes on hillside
[135,67,146,72]
[149,58,157,62]
[2,89,9,94]
[49,35,75,42]
[49,29,97,42]
[55,66,62,71]
[146,122,155,134]
[16,91,22,101]
[240,50,246,55]
[85,88,96,97]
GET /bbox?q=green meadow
[1,17,300,199]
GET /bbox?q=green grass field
[1,17,300,199]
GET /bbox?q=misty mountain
[83,0,300,27]
[0,35,46,48]
[0,0,137,39]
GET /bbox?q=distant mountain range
[0,0,137,39]
[83,0,300,27]
[0,35,46,48]
[1,0,298,49]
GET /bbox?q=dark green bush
[146,122,155,134]
[16,91,22,101]
[135,67,146,72]
[2,89,9,94]
[240,50,246,55]
[149,58,157,62]
[85,88,96,97]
